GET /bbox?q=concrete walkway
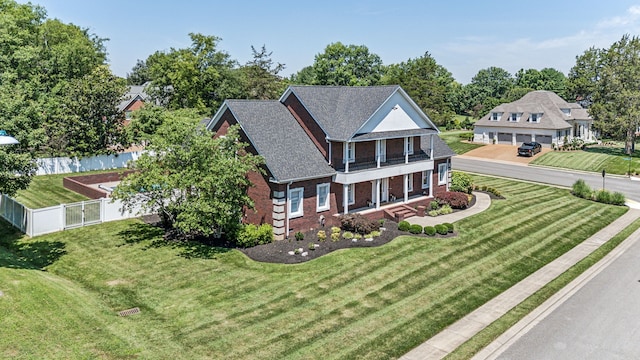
[400,206,640,360]
[405,191,492,227]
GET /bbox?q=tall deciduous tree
[381,52,456,127]
[463,67,514,118]
[239,45,287,99]
[514,68,567,99]
[113,110,264,238]
[126,59,150,86]
[587,35,640,154]
[567,47,604,107]
[144,33,240,113]
[307,42,385,86]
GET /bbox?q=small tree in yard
[113,109,264,239]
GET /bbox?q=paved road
[493,229,640,360]
[453,156,640,202]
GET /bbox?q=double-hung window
[347,184,355,205]
[421,170,430,189]
[407,173,414,192]
[316,183,330,212]
[289,187,304,218]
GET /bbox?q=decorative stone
[380,227,386,231]
[352,239,358,242]
[298,248,303,253]
[301,252,309,257]
[365,238,373,242]
[288,251,295,255]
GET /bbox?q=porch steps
[384,204,417,222]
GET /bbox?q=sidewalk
[400,207,640,360]
[405,191,491,227]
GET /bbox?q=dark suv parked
[518,142,542,157]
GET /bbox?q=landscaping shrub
[428,210,439,217]
[331,232,340,242]
[435,224,448,235]
[294,231,304,241]
[342,231,354,239]
[595,190,612,204]
[611,192,626,206]
[443,222,454,233]
[435,191,469,209]
[487,187,502,197]
[398,220,411,231]
[235,224,274,248]
[378,219,385,226]
[369,230,381,237]
[429,200,439,210]
[317,230,326,242]
[409,224,423,234]
[338,213,379,234]
[331,226,341,234]
[572,179,593,200]
[424,226,436,236]
[450,172,474,194]
[439,204,453,215]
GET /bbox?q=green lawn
[532,145,640,176]
[0,176,627,359]
[14,169,121,209]
[440,130,484,154]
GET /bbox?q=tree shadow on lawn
[0,220,66,270]
[117,221,231,260]
[584,146,640,158]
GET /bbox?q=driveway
[460,144,551,164]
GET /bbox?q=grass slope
[532,146,640,175]
[0,176,627,359]
[440,130,484,155]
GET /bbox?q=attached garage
[536,135,552,146]
[516,134,532,143]
[497,132,512,144]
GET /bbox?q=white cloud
[597,5,640,28]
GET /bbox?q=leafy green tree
[126,104,167,146]
[46,65,129,156]
[239,45,287,99]
[514,68,567,98]
[567,47,604,107]
[289,65,316,84]
[463,67,514,118]
[113,110,264,238]
[144,33,240,113]
[126,59,150,86]
[0,141,36,197]
[588,35,640,154]
[308,42,385,86]
[381,52,456,127]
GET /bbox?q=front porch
[344,194,432,222]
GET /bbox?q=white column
[344,142,349,173]
[404,137,409,164]
[376,140,381,168]
[430,135,434,159]
[429,170,433,197]
[375,179,381,210]
[403,174,409,203]
[343,184,349,214]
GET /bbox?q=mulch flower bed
[240,220,456,264]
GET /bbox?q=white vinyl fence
[36,151,143,175]
[0,195,150,237]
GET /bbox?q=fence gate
[64,200,102,229]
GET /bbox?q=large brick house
[207,85,456,240]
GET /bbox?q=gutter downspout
[285,182,292,239]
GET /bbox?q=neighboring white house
[473,90,594,147]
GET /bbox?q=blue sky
[26,0,640,84]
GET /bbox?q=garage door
[536,135,552,146]
[497,132,512,144]
[516,134,532,143]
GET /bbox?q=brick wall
[283,94,328,158]
[63,170,136,199]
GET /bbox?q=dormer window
[561,108,571,116]
[491,112,503,121]
[529,113,542,123]
[509,113,522,122]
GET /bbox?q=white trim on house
[288,187,304,218]
[316,183,330,212]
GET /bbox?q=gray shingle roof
[285,85,400,141]
[474,90,591,130]
[117,84,150,112]
[224,100,335,183]
[421,135,457,160]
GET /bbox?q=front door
[381,178,389,202]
